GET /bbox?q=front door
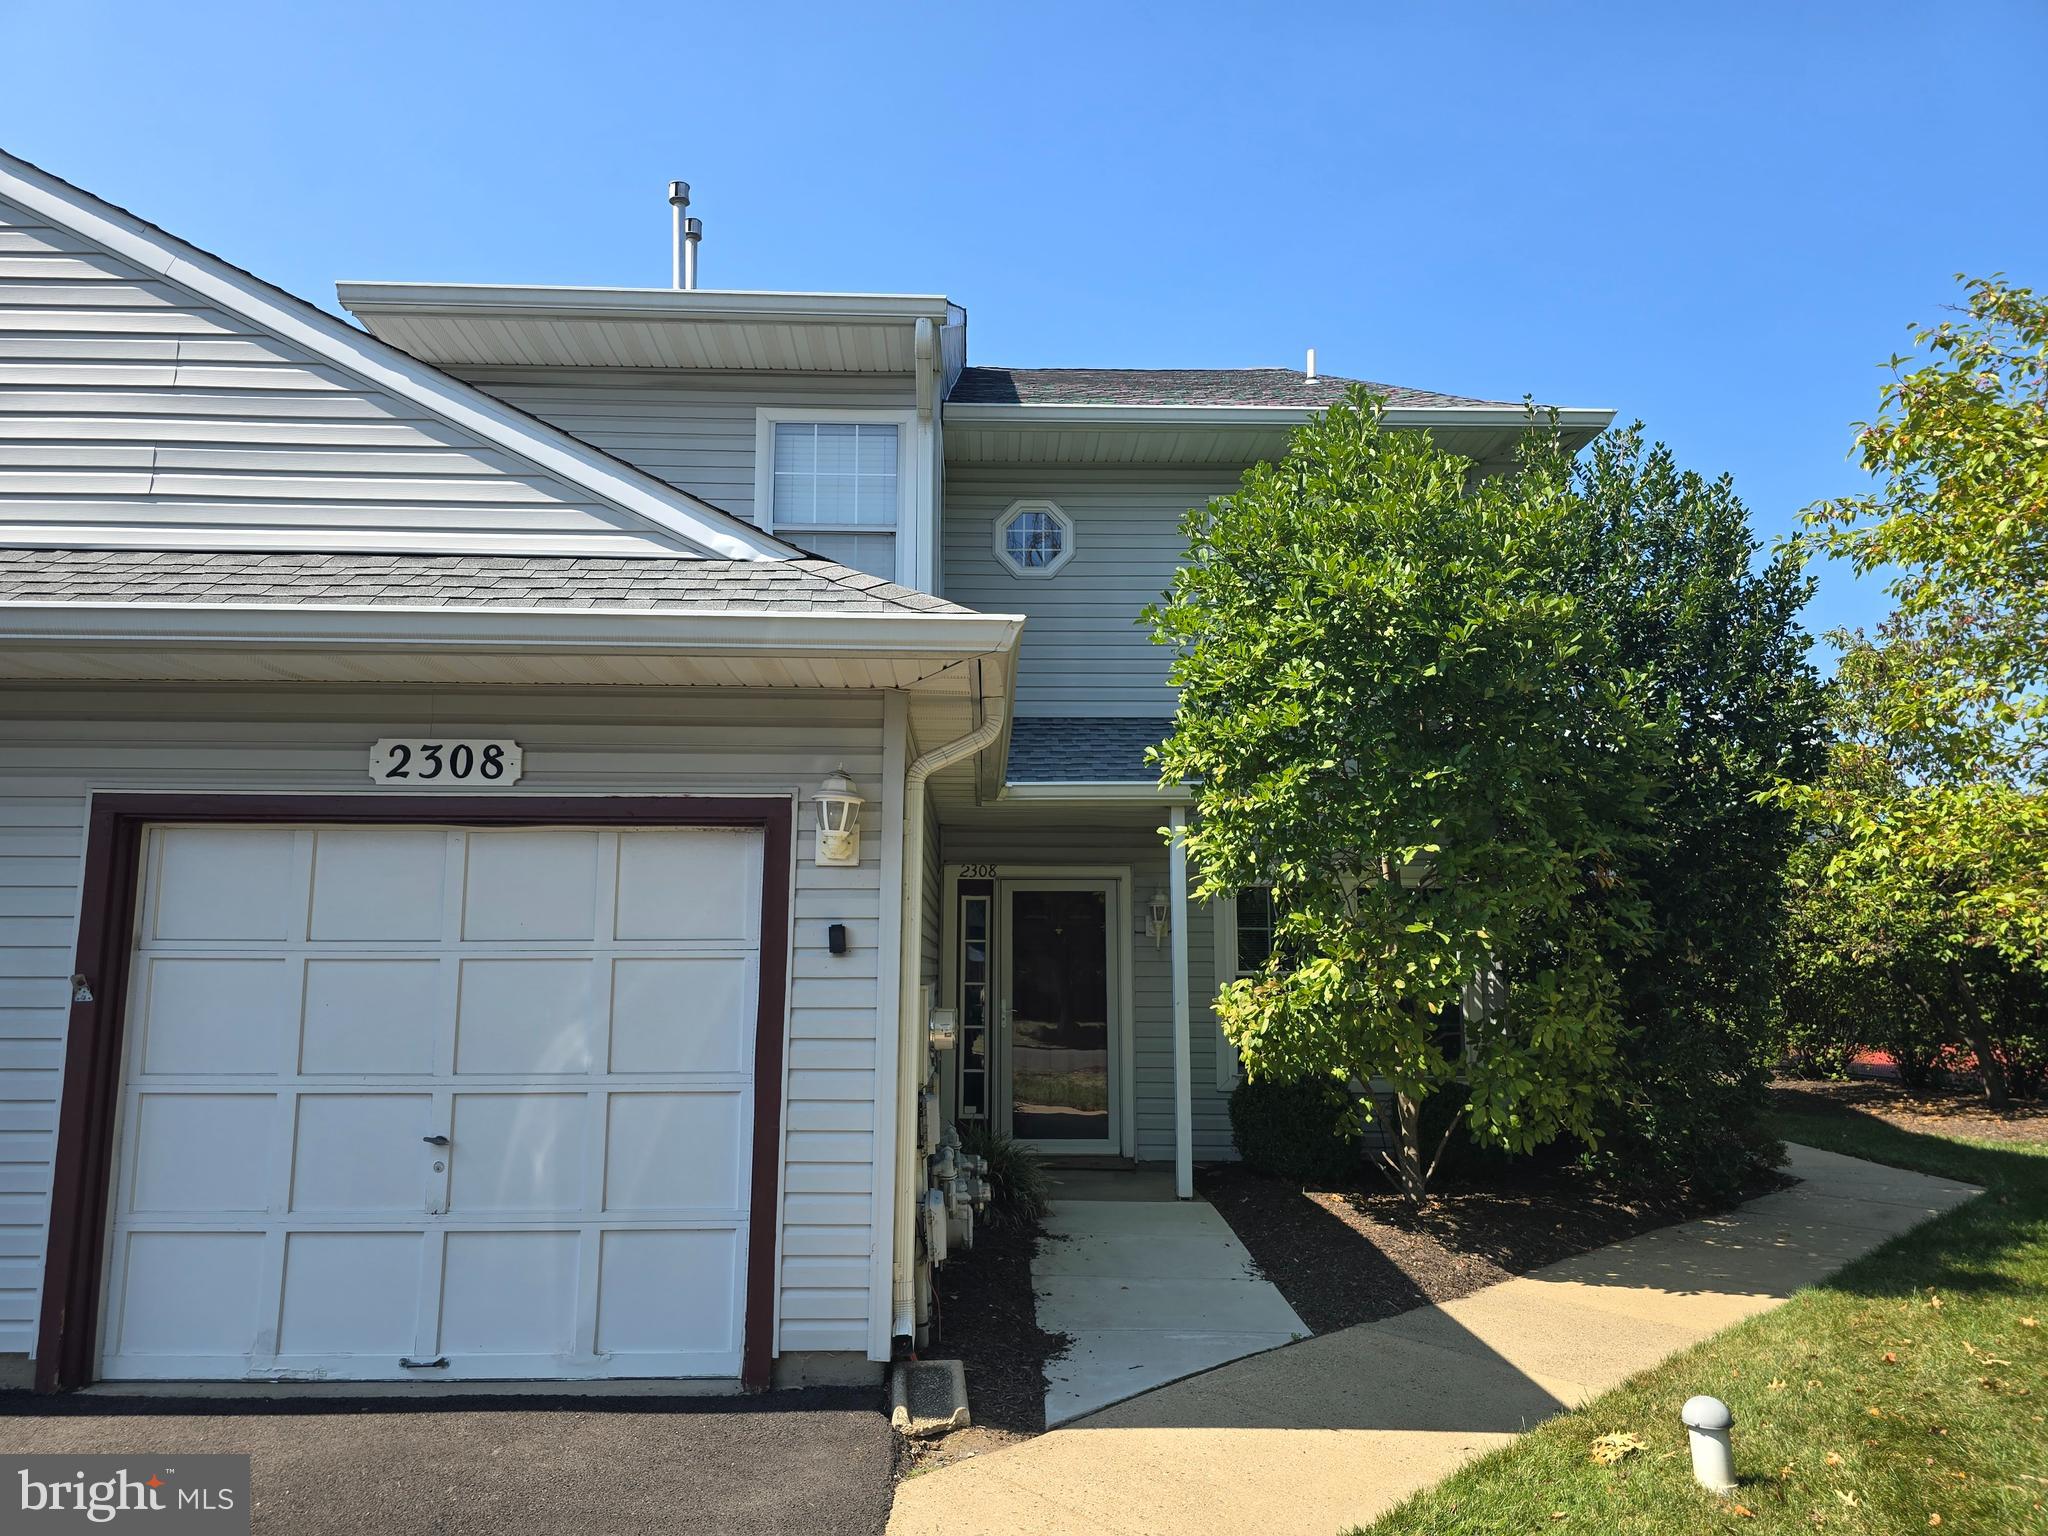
[1001,881,1118,1155]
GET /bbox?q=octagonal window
[994,499,1074,577]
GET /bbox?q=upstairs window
[993,499,1074,577]
[769,420,900,580]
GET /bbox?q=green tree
[1784,275,2048,1106]
[1147,389,1660,1200]
[1563,428,1825,1197]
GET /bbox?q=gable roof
[0,548,974,615]
[950,367,1518,411]
[0,148,799,562]
[1005,715,1174,783]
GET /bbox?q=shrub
[956,1122,1050,1228]
[1228,1075,1361,1185]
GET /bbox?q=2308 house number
[368,739,524,786]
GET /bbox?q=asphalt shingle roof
[949,367,1516,411]
[0,550,976,615]
[1006,716,1175,784]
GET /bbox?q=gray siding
[936,822,1234,1163]
[0,688,888,1361]
[0,197,703,556]
[941,466,1238,717]
[455,369,916,526]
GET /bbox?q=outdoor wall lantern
[1146,887,1171,948]
[814,768,865,867]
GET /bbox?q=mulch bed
[1200,1157,1784,1338]
[897,1213,1069,1475]
[1770,1076,2048,1144]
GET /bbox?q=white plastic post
[1682,1395,1736,1493]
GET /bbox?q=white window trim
[753,406,921,587]
[992,498,1075,578]
[1210,888,1251,1091]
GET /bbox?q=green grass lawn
[1358,1104,2048,1535]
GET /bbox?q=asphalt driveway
[0,1388,894,1536]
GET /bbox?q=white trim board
[0,148,796,563]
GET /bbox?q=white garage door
[99,823,765,1382]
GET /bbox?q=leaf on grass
[1883,1352,1898,1364]
[1929,1515,1942,1527]
[1837,1490,1861,1509]
[1769,1377,1789,1391]
[1728,1504,1755,1519]
[2020,1316,2038,1328]
[1589,1431,1646,1465]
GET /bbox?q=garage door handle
[422,1134,449,1146]
[400,1356,449,1370]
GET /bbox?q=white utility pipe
[668,181,690,291]
[892,695,1009,1337]
[1169,805,1193,1198]
[1683,1396,1736,1493]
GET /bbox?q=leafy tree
[1783,275,2048,1106]
[1147,389,1660,1200]
[1562,429,1825,1198]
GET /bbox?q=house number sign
[368,739,524,787]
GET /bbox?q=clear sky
[4,1,2044,642]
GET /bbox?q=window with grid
[1234,887,1275,973]
[770,421,899,580]
[1004,509,1064,569]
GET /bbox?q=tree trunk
[1393,1091,1427,1204]
[1953,969,2010,1110]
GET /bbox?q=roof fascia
[943,403,1616,432]
[0,601,1027,659]
[337,282,955,327]
[0,152,797,563]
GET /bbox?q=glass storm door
[1001,882,1117,1154]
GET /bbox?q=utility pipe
[892,692,1009,1337]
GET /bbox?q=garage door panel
[461,830,600,941]
[610,956,750,1075]
[151,827,296,942]
[277,1232,422,1356]
[127,1093,274,1213]
[604,1092,744,1213]
[614,830,759,942]
[455,958,596,1075]
[137,957,290,1076]
[449,1093,585,1213]
[438,1230,579,1356]
[290,1095,430,1213]
[108,822,766,1384]
[300,958,440,1075]
[112,1231,266,1357]
[596,1228,740,1357]
[308,828,449,941]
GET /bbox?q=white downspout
[892,692,1009,1337]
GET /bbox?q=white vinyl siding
[942,466,1242,716]
[0,197,707,557]
[451,369,916,530]
[0,689,888,1363]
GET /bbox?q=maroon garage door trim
[38,792,795,1393]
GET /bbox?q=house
[0,150,1612,1394]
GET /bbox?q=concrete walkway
[889,1144,1978,1536]
[1034,1173,1307,1425]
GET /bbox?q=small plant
[957,1122,1050,1227]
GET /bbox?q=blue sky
[5,1,2044,642]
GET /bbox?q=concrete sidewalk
[1035,1175,1307,1425]
[888,1144,1979,1536]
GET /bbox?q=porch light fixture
[813,768,865,867]
[1146,887,1170,948]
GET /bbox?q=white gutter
[0,601,1026,659]
[891,687,1009,1338]
[943,403,1618,434]
[999,781,1192,803]
[338,282,956,327]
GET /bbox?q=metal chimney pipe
[684,216,702,291]
[667,180,691,290]
[1305,347,1318,380]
